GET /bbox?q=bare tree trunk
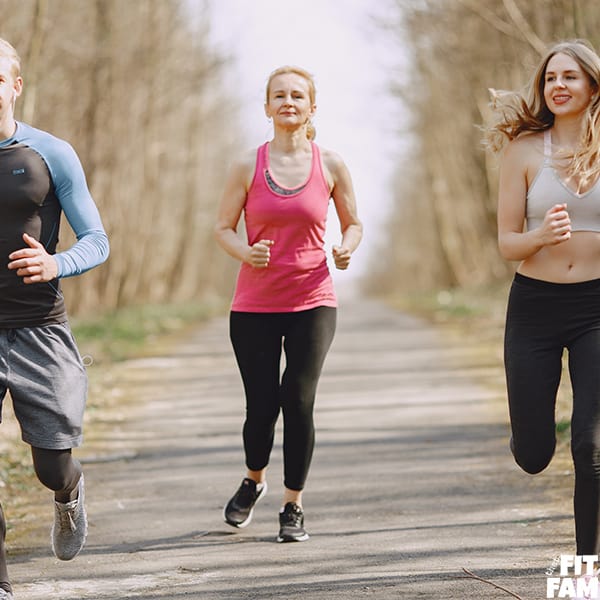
[21,0,48,123]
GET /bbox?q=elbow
[214,223,234,249]
[214,224,226,245]
[345,220,363,239]
[498,241,512,261]
[498,236,524,262]
[497,233,515,261]
[100,233,110,263]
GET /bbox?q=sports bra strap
[543,129,552,163]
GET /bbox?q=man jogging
[0,37,109,598]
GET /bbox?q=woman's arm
[497,139,570,261]
[214,153,273,269]
[323,150,363,270]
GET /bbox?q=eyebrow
[545,69,581,75]
[271,87,307,94]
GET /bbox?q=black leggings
[505,273,600,554]
[0,447,81,593]
[230,306,336,491]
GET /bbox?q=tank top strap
[256,142,268,170]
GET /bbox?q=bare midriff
[519,231,600,282]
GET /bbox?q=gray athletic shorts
[0,323,87,449]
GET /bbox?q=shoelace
[283,507,302,527]
[57,503,78,532]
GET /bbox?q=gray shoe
[51,474,88,560]
[0,589,14,599]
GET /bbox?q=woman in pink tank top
[486,39,600,566]
[215,66,362,542]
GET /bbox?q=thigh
[8,323,87,450]
[504,282,562,454]
[282,306,337,390]
[568,327,600,443]
[230,311,283,402]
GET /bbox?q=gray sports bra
[526,129,600,232]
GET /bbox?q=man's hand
[8,233,58,283]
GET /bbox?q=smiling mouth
[553,95,571,104]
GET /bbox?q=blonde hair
[266,65,316,140]
[0,37,21,79]
[486,39,600,189]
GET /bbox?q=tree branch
[502,0,547,56]
[459,568,525,599]
[456,0,523,41]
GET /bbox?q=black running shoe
[277,502,309,543]
[223,478,267,528]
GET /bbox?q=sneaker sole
[223,482,267,528]
[276,532,310,543]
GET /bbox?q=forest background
[2,0,599,322]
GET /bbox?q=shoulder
[318,145,346,172]
[500,131,546,183]
[228,146,260,172]
[317,144,350,186]
[502,131,543,163]
[16,122,75,156]
[224,146,262,190]
[15,122,81,174]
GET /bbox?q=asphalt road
[6,295,574,599]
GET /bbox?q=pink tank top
[231,141,337,312]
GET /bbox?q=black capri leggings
[230,306,336,491]
[505,272,600,554]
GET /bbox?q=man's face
[0,57,21,123]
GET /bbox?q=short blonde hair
[0,38,21,79]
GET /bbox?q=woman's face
[265,73,315,131]
[544,52,594,119]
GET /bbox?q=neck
[270,128,310,154]
[0,116,16,141]
[551,117,585,148]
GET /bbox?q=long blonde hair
[265,66,317,140]
[486,39,600,188]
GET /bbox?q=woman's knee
[511,436,555,474]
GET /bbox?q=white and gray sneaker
[0,588,14,599]
[51,474,88,560]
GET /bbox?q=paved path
[7,296,574,599]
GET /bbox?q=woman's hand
[539,203,571,246]
[246,239,274,268]
[8,233,59,283]
[332,245,352,270]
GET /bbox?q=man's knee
[31,447,79,492]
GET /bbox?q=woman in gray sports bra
[487,39,600,565]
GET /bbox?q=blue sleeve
[23,126,110,278]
